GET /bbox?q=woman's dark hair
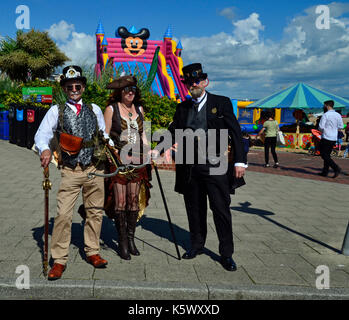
[106,86,143,107]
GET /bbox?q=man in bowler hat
[168,63,247,271]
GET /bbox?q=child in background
[345,122,349,142]
[337,130,344,152]
[242,131,252,164]
[343,142,349,158]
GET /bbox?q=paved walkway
[247,147,349,185]
[0,140,348,300]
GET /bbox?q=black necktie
[193,101,199,113]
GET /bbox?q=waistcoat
[57,104,97,168]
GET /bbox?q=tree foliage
[0,62,178,132]
[0,29,69,82]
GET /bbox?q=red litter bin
[26,108,36,149]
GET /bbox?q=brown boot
[127,211,140,256]
[114,211,131,260]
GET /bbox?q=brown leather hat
[106,75,137,90]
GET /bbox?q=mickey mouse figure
[117,26,150,57]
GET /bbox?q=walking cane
[42,167,51,276]
[153,161,181,260]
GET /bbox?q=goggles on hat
[123,86,137,93]
[186,78,205,86]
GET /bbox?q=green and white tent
[246,83,349,113]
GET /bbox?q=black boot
[114,211,131,260]
[127,211,140,256]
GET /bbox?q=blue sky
[0,0,342,40]
[1,1,349,99]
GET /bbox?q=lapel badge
[211,107,217,114]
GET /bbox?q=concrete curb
[1,278,349,300]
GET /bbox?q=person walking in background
[337,130,344,152]
[242,131,252,164]
[343,142,349,158]
[318,100,343,178]
[257,111,280,168]
[344,121,349,142]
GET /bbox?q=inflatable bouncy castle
[95,22,188,101]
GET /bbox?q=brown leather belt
[62,162,92,170]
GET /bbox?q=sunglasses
[186,78,204,86]
[123,86,137,93]
[66,84,82,91]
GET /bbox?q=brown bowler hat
[106,75,137,90]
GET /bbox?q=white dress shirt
[193,92,247,168]
[319,110,343,141]
[34,100,111,154]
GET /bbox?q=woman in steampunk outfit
[103,75,152,260]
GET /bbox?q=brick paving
[158,147,349,185]
[0,140,348,300]
[247,148,349,185]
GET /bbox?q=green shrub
[0,64,179,132]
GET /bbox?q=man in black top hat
[168,63,247,271]
[35,65,110,280]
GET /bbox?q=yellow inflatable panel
[158,51,176,100]
[275,108,281,123]
[237,101,254,107]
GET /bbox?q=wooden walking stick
[42,167,51,276]
[153,161,181,260]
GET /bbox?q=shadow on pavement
[279,166,320,176]
[231,201,341,254]
[32,217,86,266]
[138,215,221,262]
[31,213,223,264]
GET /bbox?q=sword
[153,161,181,260]
[42,166,51,276]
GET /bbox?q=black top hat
[181,63,207,84]
[60,65,87,86]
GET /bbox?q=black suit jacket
[169,91,246,194]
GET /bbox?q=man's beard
[190,87,204,99]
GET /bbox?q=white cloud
[219,7,235,20]
[181,2,349,99]
[47,20,95,67]
[233,13,264,45]
[47,20,74,43]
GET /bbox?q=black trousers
[319,138,340,174]
[183,165,234,257]
[264,137,278,164]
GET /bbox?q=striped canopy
[246,83,349,110]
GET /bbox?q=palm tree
[0,29,69,82]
